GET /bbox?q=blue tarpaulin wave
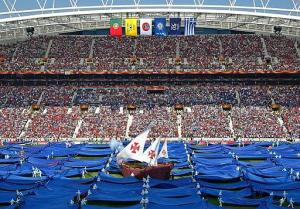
[0,142,300,208]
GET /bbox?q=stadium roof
[0,0,298,17]
[1,0,300,40]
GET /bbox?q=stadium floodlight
[26,27,35,36]
[274,26,282,34]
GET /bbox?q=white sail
[158,140,168,159]
[141,138,161,166]
[117,129,149,162]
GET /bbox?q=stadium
[0,0,300,208]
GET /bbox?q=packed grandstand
[0,84,299,141]
[1,35,300,74]
[1,0,300,208]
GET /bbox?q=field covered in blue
[1,141,300,208]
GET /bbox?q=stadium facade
[1,0,300,40]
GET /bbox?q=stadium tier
[0,84,299,141]
[1,35,300,74]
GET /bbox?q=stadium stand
[270,85,300,107]
[0,84,298,141]
[10,36,50,73]
[0,43,17,62]
[91,37,135,72]
[0,107,29,138]
[264,36,300,70]
[25,107,79,139]
[0,44,14,71]
[232,106,285,139]
[219,35,265,71]
[129,106,178,138]
[136,36,177,72]
[180,35,221,71]
[41,86,74,106]
[181,105,231,138]
[46,36,92,72]
[1,35,300,74]
[282,107,300,138]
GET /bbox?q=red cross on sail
[148,150,156,159]
[117,129,149,162]
[158,140,168,159]
[141,138,160,166]
[130,142,140,154]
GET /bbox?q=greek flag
[184,18,196,36]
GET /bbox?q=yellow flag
[125,19,138,37]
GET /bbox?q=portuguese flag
[110,18,122,37]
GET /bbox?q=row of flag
[110,18,196,37]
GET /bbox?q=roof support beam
[2,0,19,16]
[194,0,205,6]
[0,5,300,40]
[133,0,141,6]
[229,0,236,7]
[36,0,49,10]
[260,0,271,9]
[69,0,78,8]
[2,11,300,42]
[291,0,300,13]
[52,0,56,13]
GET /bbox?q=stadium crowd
[180,36,221,70]
[219,35,265,71]
[0,108,29,138]
[0,86,42,107]
[270,85,300,107]
[282,107,300,138]
[0,43,17,61]
[78,106,127,139]
[1,34,299,73]
[239,86,271,106]
[1,36,50,73]
[129,106,178,138]
[25,107,79,139]
[0,84,299,140]
[181,105,231,138]
[135,36,177,72]
[90,37,135,72]
[264,36,300,70]
[46,36,92,72]
[232,107,285,138]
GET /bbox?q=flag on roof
[125,18,138,37]
[184,18,196,36]
[140,19,152,36]
[154,18,167,36]
[110,18,122,37]
[170,18,181,35]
